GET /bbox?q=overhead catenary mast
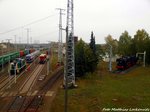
[56,8,65,65]
[65,0,76,87]
[64,0,76,112]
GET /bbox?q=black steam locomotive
[116,56,138,70]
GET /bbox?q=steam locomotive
[116,56,138,70]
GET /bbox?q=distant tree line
[105,29,150,64]
[75,32,101,77]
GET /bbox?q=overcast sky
[0,0,150,44]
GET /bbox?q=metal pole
[143,51,146,67]
[49,43,51,72]
[56,8,65,64]
[26,28,29,48]
[14,35,17,51]
[2,58,3,72]
[9,56,11,88]
[6,39,12,52]
[1,40,4,71]
[64,27,68,112]
[30,36,32,44]
[47,58,49,75]
[1,40,3,55]
[110,45,112,71]
[14,65,16,83]
[108,44,112,72]
[47,42,51,75]
[136,52,146,67]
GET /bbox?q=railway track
[23,68,63,112]
[0,68,28,92]
[7,64,45,112]
[0,76,14,91]
[0,75,9,85]
[7,67,63,112]
[0,56,39,93]
[112,65,138,74]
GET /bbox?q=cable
[33,30,58,38]
[0,14,57,35]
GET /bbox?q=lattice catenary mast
[56,8,65,64]
[65,0,75,86]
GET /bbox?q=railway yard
[0,48,63,112]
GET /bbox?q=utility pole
[26,28,30,48]
[143,51,146,67]
[108,44,112,72]
[19,37,21,44]
[1,40,3,55]
[30,36,32,44]
[6,39,12,53]
[14,64,17,83]
[56,8,65,65]
[47,41,51,75]
[6,39,12,88]
[1,40,3,72]
[14,35,17,51]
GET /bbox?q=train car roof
[39,54,46,57]
[26,54,31,57]
[26,50,39,57]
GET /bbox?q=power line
[32,30,58,38]
[0,14,56,35]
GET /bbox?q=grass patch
[50,62,150,112]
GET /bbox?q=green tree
[84,45,96,73]
[75,33,100,76]
[89,31,99,71]
[96,44,105,61]
[105,34,118,55]
[133,29,149,52]
[75,39,86,76]
[118,31,132,55]
[89,31,96,55]
[133,29,150,64]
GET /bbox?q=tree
[75,32,100,77]
[118,31,132,55]
[133,29,149,52]
[89,31,96,55]
[133,29,150,64]
[89,31,99,71]
[105,34,118,55]
[75,39,86,76]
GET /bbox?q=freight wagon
[0,48,35,67]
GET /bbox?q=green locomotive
[0,49,31,67]
[9,58,26,75]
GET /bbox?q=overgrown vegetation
[50,62,150,112]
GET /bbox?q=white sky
[0,0,150,44]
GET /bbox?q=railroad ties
[5,90,54,112]
[0,90,54,98]
[6,68,63,112]
[112,65,138,74]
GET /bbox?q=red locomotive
[39,54,47,64]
